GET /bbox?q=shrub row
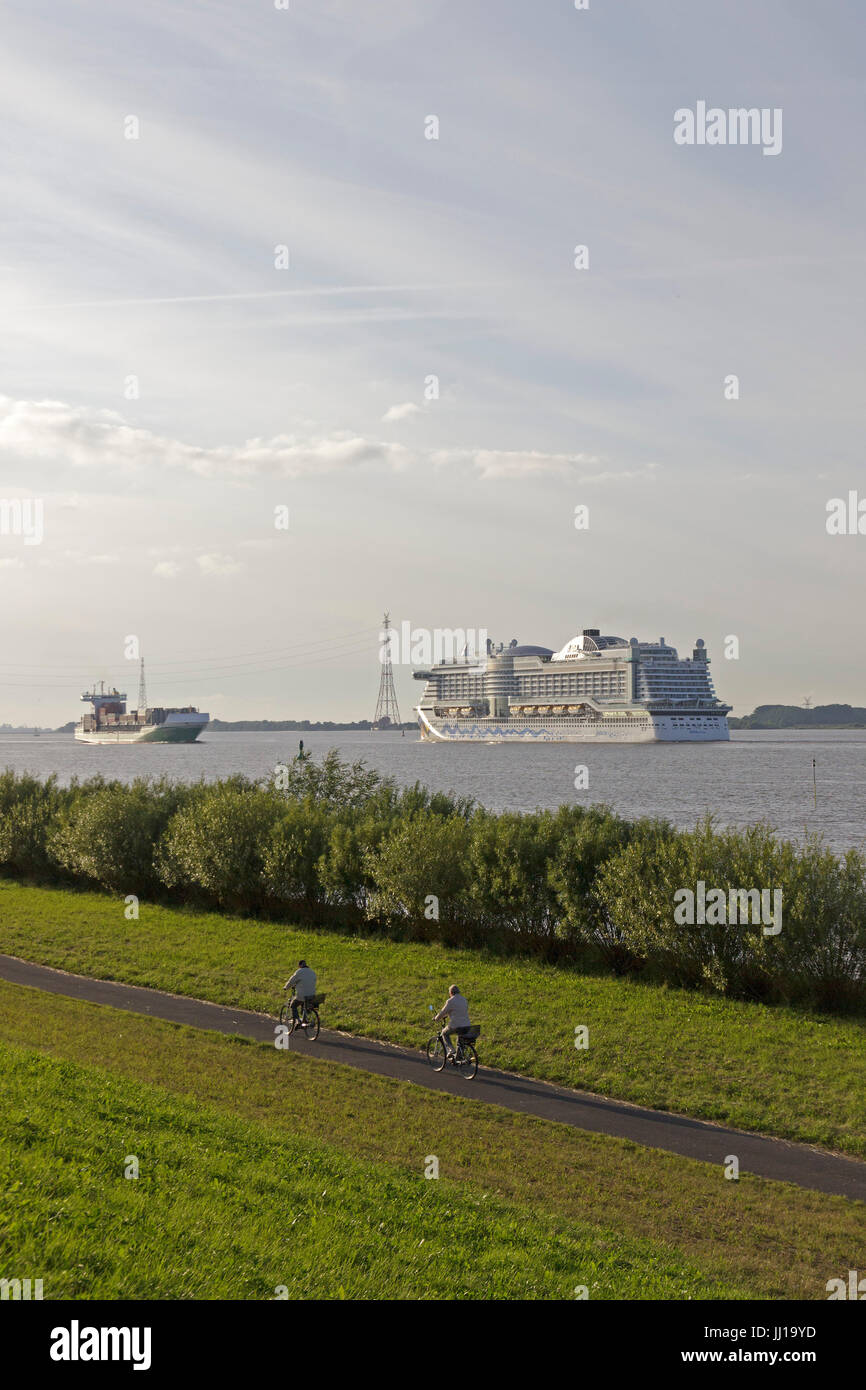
[0,755,864,1012]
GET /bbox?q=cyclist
[434,985,471,1059]
[283,959,317,1032]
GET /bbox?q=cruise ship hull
[417,708,729,743]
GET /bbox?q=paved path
[1,951,864,1201]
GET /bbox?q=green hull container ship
[75,683,208,744]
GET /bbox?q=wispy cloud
[153,560,182,579]
[431,447,605,481]
[61,550,119,565]
[381,402,421,423]
[0,395,411,480]
[0,394,615,482]
[197,553,244,577]
[570,464,659,486]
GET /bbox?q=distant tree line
[0,754,863,1013]
[730,704,866,728]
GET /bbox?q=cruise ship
[414,630,730,743]
[75,684,209,744]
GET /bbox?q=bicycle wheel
[426,1036,447,1072]
[279,1002,293,1028]
[304,1009,320,1041]
[455,1043,478,1080]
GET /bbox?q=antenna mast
[138,658,147,712]
[373,613,402,731]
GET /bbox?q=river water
[1,728,864,855]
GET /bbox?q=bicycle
[279,991,325,1041]
[426,1024,480,1080]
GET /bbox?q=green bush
[157,783,280,911]
[762,840,866,1010]
[0,771,70,879]
[262,799,334,918]
[595,820,769,994]
[547,805,661,968]
[594,819,866,1007]
[270,748,383,810]
[49,779,190,895]
[317,805,394,919]
[467,810,560,948]
[365,811,473,940]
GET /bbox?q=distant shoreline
[731,723,866,730]
[728,703,866,730]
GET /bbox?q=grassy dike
[1,880,863,1156]
[1,980,862,1300]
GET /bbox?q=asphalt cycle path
[1,951,863,1201]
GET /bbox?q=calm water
[2,728,865,855]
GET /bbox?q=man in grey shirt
[284,959,317,1031]
[434,985,471,1058]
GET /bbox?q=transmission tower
[373,613,402,731]
[138,658,147,712]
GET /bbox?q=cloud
[0,556,23,569]
[431,448,605,481]
[381,402,421,423]
[60,550,119,565]
[0,394,625,484]
[570,464,659,486]
[153,560,182,579]
[197,553,243,577]
[0,395,411,480]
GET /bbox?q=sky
[0,0,864,724]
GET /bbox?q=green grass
[0,979,862,1301]
[1,878,864,1156]
[0,1035,751,1301]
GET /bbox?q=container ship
[414,629,730,743]
[75,683,209,744]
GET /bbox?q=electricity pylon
[138,658,147,712]
[373,613,402,731]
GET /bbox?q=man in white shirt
[434,985,471,1059]
[284,959,317,1030]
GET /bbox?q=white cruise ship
[414,630,731,743]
